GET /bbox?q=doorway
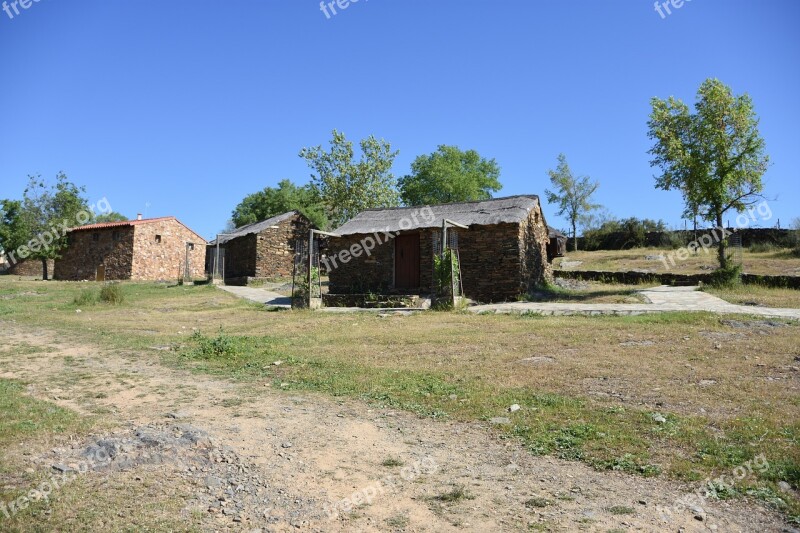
[394,233,420,290]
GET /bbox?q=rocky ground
[0,322,796,532]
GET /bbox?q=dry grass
[705,284,800,309]
[555,247,800,276]
[1,279,798,520]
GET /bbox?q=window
[92,233,99,242]
[112,231,120,241]
[155,235,162,244]
[186,243,195,251]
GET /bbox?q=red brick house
[54,216,207,281]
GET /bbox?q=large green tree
[231,179,328,229]
[92,212,128,223]
[398,145,502,206]
[648,78,769,269]
[0,173,90,279]
[545,154,600,251]
[299,130,399,227]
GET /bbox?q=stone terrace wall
[7,258,55,278]
[131,220,206,281]
[54,227,134,281]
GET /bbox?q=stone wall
[131,220,207,281]
[519,205,554,291]
[54,227,134,281]
[6,258,55,278]
[555,269,800,289]
[221,213,312,283]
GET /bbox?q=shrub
[73,289,97,306]
[185,329,239,359]
[99,284,125,305]
[432,250,460,310]
[748,242,780,254]
[708,263,742,288]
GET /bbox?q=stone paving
[469,285,800,320]
[218,284,800,320]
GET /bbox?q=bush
[708,264,742,288]
[748,242,780,254]
[99,284,125,305]
[185,329,239,359]
[73,289,97,306]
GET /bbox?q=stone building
[326,195,554,303]
[54,216,207,281]
[207,211,314,285]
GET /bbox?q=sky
[1,0,798,240]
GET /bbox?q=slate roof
[209,211,299,245]
[332,195,542,236]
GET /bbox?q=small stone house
[54,216,207,281]
[207,211,314,285]
[326,195,554,303]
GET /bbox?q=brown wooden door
[96,265,105,282]
[395,233,420,290]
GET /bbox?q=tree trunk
[41,257,49,280]
[716,212,727,270]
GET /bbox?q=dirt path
[0,323,792,532]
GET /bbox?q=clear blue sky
[1,0,798,240]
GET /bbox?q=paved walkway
[469,285,800,320]
[218,284,800,320]
[218,285,291,308]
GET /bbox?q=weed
[433,485,474,502]
[381,457,404,467]
[100,284,125,304]
[73,289,98,306]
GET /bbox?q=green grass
[0,279,798,522]
[0,379,86,447]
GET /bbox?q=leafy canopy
[230,179,328,230]
[398,145,502,206]
[544,154,600,251]
[647,78,769,268]
[299,130,399,228]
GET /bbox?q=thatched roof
[210,211,299,245]
[332,195,542,236]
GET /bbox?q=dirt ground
[0,323,793,532]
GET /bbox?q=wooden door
[96,265,105,282]
[395,233,420,290]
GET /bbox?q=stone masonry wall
[131,220,207,281]
[519,204,554,291]
[254,214,313,279]
[54,227,134,281]
[221,213,312,282]
[453,223,523,302]
[7,258,55,278]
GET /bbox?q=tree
[648,78,769,269]
[0,173,90,279]
[545,154,600,251]
[299,130,399,227]
[92,212,128,223]
[230,179,328,230]
[398,145,502,206]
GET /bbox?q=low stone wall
[555,269,800,289]
[322,293,421,308]
[6,258,55,278]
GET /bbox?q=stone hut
[207,211,314,285]
[54,216,207,281]
[547,226,567,261]
[326,195,554,303]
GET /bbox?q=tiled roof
[70,216,175,231]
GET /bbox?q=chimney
[137,213,143,221]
